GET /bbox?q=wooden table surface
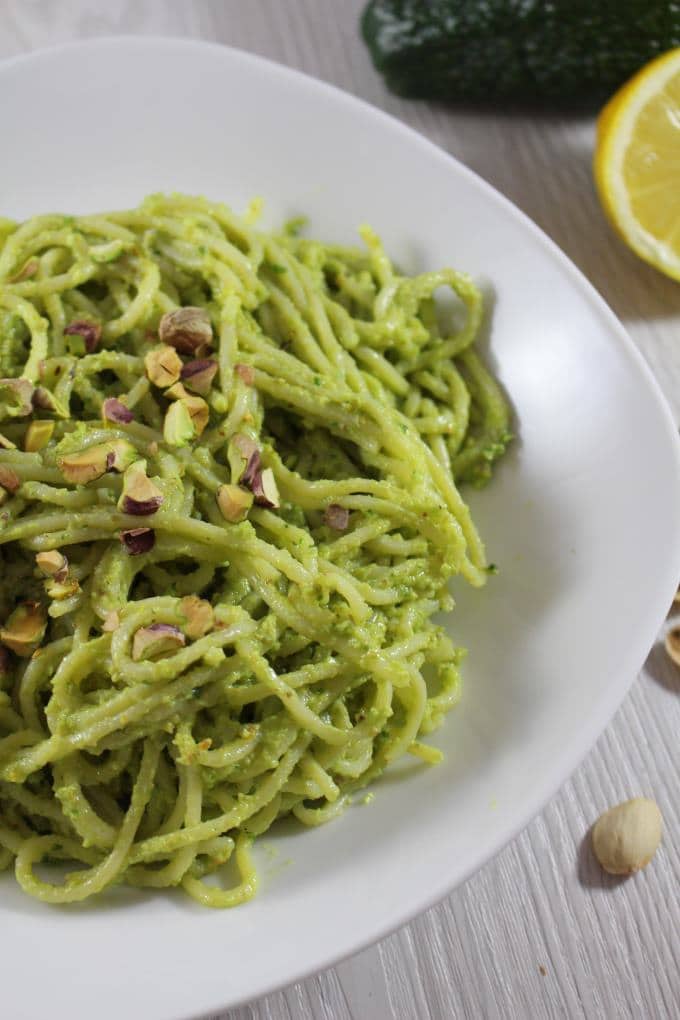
[2,3,678,1018]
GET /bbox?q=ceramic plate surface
[1,37,679,1020]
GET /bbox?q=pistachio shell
[592,798,662,875]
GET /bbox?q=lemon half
[594,47,680,281]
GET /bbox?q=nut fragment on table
[592,797,662,876]
[664,625,680,666]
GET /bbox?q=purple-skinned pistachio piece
[216,483,253,523]
[323,504,350,531]
[59,438,137,485]
[102,397,134,424]
[0,465,21,495]
[227,434,260,487]
[251,467,280,509]
[0,377,34,418]
[234,363,255,385]
[118,460,164,516]
[64,319,102,354]
[132,622,186,661]
[158,307,213,356]
[120,527,156,555]
[180,358,218,395]
[0,601,47,657]
[35,550,69,582]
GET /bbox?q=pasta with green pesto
[0,193,510,906]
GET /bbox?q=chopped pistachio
[24,419,55,452]
[144,345,183,388]
[158,306,213,356]
[324,504,350,531]
[118,460,164,516]
[46,575,80,601]
[164,381,190,401]
[163,399,196,447]
[216,483,253,523]
[132,623,186,661]
[0,602,47,657]
[33,387,68,417]
[0,465,21,495]
[234,363,255,385]
[227,434,260,487]
[102,611,120,633]
[36,550,68,581]
[181,395,209,437]
[0,378,34,418]
[59,438,137,485]
[181,358,218,395]
[120,527,155,554]
[63,319,101,354]
[179,595,215,639]
[102,397,134,424]
[251,467,280,509]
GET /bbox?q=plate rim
[1,34,680,1019]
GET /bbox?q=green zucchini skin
[361,0,680,105]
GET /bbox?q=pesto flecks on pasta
[0,193,510,906]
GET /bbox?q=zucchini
[361,1,680,105]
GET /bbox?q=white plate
[1,37,679,1020]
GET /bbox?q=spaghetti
[0,194,510,906]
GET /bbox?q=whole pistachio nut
[158,307,213,356]
[0,602,47,657]
[144,345,183,388]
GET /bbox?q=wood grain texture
[1,3,678,1018]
